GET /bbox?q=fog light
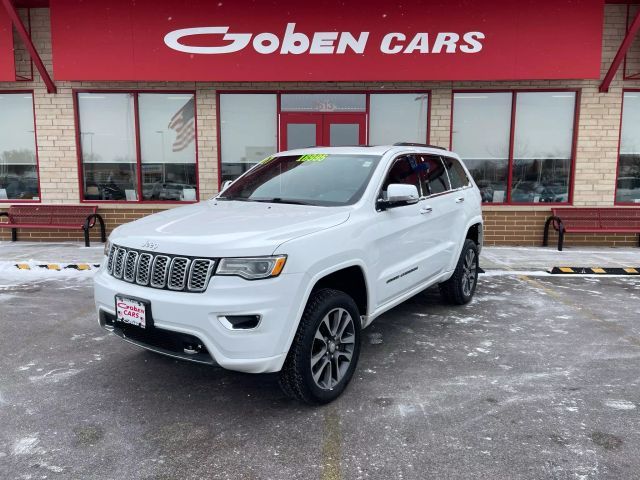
[218,315,261,330]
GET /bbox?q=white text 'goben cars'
[94,144,483,404]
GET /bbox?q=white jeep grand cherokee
[94,144,483,404]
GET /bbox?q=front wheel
[439,239,479,305]
[279,288,362,404]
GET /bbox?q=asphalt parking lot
[1,260,639,479]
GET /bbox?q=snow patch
[604,399,636,410]
[12,437,45,455]
[29,368,82,383]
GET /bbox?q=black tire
[439,239,479,305]
[279,288,362,405]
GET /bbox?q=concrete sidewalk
[0,241,638,272]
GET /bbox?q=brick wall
[0,5,638,247]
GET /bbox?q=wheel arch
[447,216,484,272]
[278,261,371,368]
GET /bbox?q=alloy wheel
[310,308,356,390]
[461,248,477,297]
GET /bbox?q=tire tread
[439,239,478,305]
[279,288,356,404]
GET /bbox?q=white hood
[111,200,350,257]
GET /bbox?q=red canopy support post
[600,8,640,93]
[0,0,56,93]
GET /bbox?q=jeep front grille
[106,244,216,292]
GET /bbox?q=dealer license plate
[115,295,147,329]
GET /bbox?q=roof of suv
[277,145,457,157]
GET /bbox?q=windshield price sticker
[298,154,327,162]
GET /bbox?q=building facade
[1,1,639,246]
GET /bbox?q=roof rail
[392,142,447,150]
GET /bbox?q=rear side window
[443,156,471,189]
[420,155,450,195]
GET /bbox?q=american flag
[168,97,195,152]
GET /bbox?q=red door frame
[280,112,367,150]
[280,113,323,150]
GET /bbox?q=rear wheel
[279,289,361,404]
[439,239,479,305]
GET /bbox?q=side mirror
[378,183,420,210]
[220,180,233,192]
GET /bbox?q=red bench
[0,205,106,247]
[543,207,640,251]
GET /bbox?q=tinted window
[420,155,450,195]
[443,156,470,189]
[381,156,422,198]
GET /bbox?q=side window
[442,156,470,190]
[420,155,450,195]
[381,155,422,198]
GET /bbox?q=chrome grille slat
[106,245,117,273]
[113,248,127,279]
[168,257,190,290]
[136,253,153,285]
[188,259,215,292]
[107,244,215,292]
[151,255,170,288]
[123,251,139,282]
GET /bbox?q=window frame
[376,153,458,212]
[73,89,200,204]
[417,154,452,198]
[615,89,640,205]
[0,89,41,204]
[450,89,580,206]
[441,155,472,192]
[216,90,431,190]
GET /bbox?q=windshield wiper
[216,196,253,202]
[218,196,315,205]
[252,198,314,206]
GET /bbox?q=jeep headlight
[104,239,112,257]
[216,256,287,280]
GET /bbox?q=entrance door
[281,113,366,150]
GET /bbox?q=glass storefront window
[78,92,198,202]
[512,92,575,203]
[0,93,39,201]
[452,93,511,203]
[617,92,640,204]
[369,93,428,145]
[452,91,576,204]
[78,93,138,201]
[220,94,277,183]
[280,93,365,112]
[139,94,197,201]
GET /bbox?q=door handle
[455,197,465,203]
[419,207,433,215]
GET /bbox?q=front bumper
[94,267,308,373]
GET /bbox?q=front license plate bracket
[115,295,153,330]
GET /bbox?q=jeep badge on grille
[141,240,159,251]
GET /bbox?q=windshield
[219,154,382,206]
